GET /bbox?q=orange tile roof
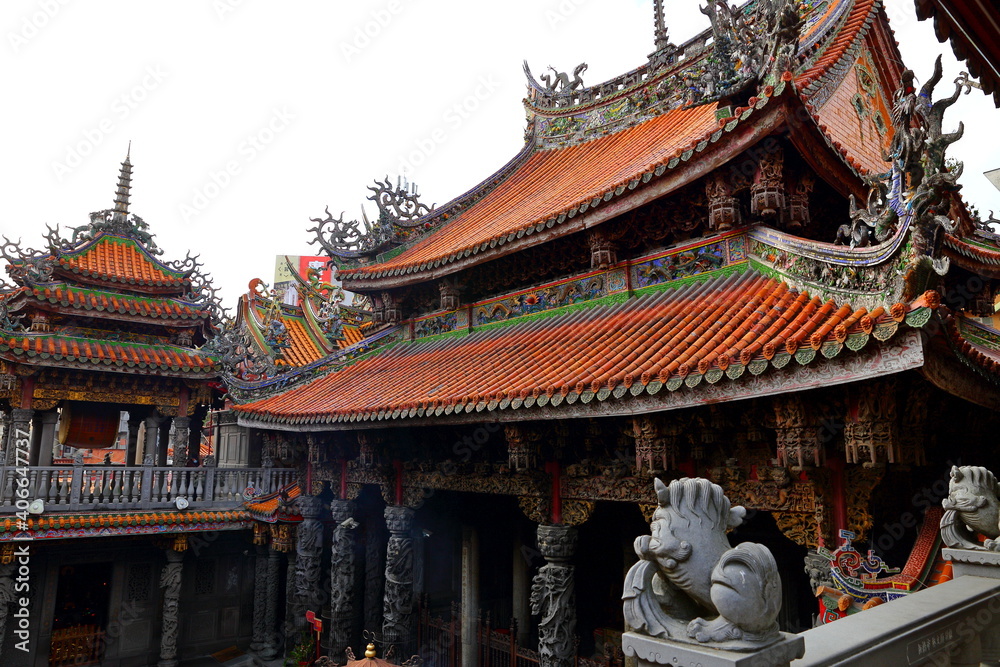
[277,315,327,367]
[57,234,188,288]
[339,322,372,348]
[942,233,1000,278]
[28,284,208,320]
[235,269,918,425]
[340,103,721,279]
[797,0,878,92]
[0,334,215,373]
[948,316,1000,377]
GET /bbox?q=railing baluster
[47,470,58,503]
[58,471,69,504]
[1,468,13,507]
[111,469,122,504]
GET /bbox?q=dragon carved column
[284,549,298,644]
[292,496,324,631]
[0,563,13,663]
[531,525,578,667]
[171,416,191,467]
[157,549,185,667]
[328,500,358,658]
[250,544,269,655]
[262,547,282,659]
[382,506,415,653]
[6,409,33,467]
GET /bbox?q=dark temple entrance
[49,561,113,666]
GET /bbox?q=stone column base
[622,632,805,667]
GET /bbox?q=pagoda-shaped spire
[653,0,670,51]
[112,143,132,223]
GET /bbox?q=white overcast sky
[1,0,997,307]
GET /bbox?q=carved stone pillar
[143,415,162,465]
[284,550,298,645]
[0,563,12,663]
[157,549,185,667]
[531,524,578,667]
[126,415,141,466]
[250,544,269,655]
[6,409,33,466]
[36,411,58,466]
[382,506,415,652]
[328,500,358,658]
[171,416,191,467]
[0,410,9,466]
[292,496,324,632]
[262,548,281,660]
[157,417,171,466]
[461,527,480,667]
[587,228,617,269]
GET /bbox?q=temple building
[4,0,1000,665]
[0,155,295,666]
[219,0,1000,664]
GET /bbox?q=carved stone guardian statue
[941,465,1000,551]
[622,478,804,666]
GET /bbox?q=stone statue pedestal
[943,548,1000,579]
[622,632,805,667]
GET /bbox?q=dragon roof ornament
[835,56,971,282]
[206,319,279,386]
[293,264,349,344]
[308,177,434,263]
[522,0,804,148]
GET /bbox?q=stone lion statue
[941,465,1000,550]
[623,477,783,650]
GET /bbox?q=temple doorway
[49,561,113,666]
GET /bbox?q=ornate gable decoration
[834,56,970,287]
[308,177,434,263]
[523,0,805,150]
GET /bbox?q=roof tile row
[30,285,206,319]
[0,334,215,372]
[236,269,916,425]
[58,235,188,287]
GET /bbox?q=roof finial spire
[653,0,670,51]
[113,145,133,222]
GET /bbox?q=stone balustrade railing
[0,465,296,513]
